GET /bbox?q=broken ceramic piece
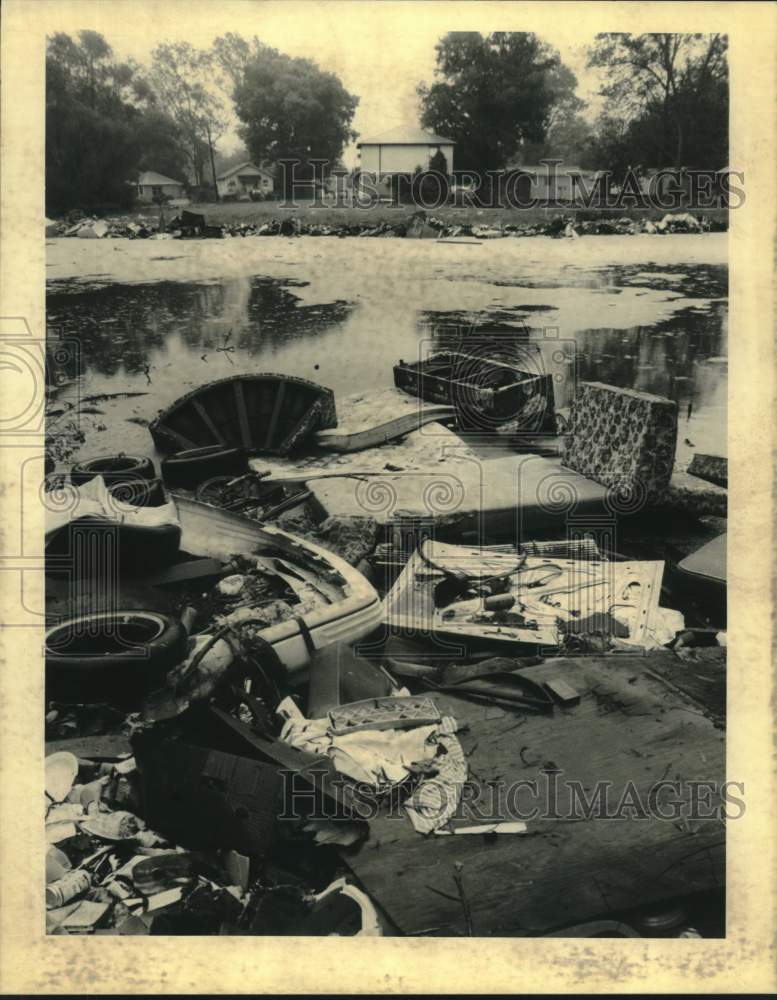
[45,752,79,803]
[46,845,73,884]
[308,877,383,936]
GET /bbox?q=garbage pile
[45,747,382,935]
[44,369,728,935]
[45,208,725,242]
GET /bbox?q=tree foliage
[149,43,227,189]
[417,32,579,173]
[587,33,728,170]
[46,31,186,213]
[215,35,359,188]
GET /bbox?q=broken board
[315,388,455,453]
[341,651,725,936]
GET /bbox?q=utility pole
[206,122,219,201]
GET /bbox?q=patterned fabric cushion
[562,382,678,504]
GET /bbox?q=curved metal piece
[149,373,337,456]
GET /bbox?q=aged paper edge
[0,0,774,993]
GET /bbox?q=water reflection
[46,255,727,455]
[47,278,353,381]
[419,298,727,417]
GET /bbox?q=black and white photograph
[1,0,775,993]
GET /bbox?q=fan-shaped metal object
[149,373,337,456]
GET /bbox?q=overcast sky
[46,1,606,164]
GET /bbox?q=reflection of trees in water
[416,300,727,417]
[575,301,727,412]
[419,312,536,370]
[46,278,355,377]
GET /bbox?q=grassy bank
[111,200,729,230]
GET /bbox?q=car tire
[45,609,189,705]
[107,477,168,508]
[71,453,156,488]
[161,446,247,490]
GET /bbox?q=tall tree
[46,30,183,212]
[587,33,728,168]
[223,40,358,187]
[417,32,580,173]
[212,32,253,92]
[149,43,227,191]
[135,110,191,182]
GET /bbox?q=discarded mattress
[149,374,337,456]
[306,452,611,535]
[383,539,664,651]
[173,497,382,675]
[562,382,678,503]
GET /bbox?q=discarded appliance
[170,496,382,676]
[393,349,555,431]
[149,374,337,456]
[382,539,664,652]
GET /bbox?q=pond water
[46,233,727,466]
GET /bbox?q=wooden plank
[341,652,725,935]
[315,405,456,453]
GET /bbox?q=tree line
[46,30,728,214]
[418,32,728,177]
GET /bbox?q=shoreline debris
[43,358,727,936]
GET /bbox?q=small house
[515,165,606,203]
[216,162,275,199]
[136,171,186,203]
